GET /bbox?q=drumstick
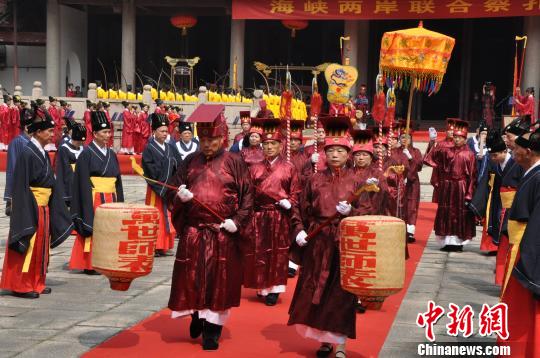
[130,157,225,222]
[305,179,380,241]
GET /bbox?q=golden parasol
[379,21,455,132]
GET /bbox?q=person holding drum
[165,104,254,351]
[69,110,124,274]
[288,115,373,358]
[141,113,180,257]
[1,106,73,298]
[242,117,302,306]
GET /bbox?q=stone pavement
[0,162,500,357]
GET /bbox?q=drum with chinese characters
[339,215,406,310]
[92,203,159,291]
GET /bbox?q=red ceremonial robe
[383,149,410,220]
[166,149,254,312]
[240,145,264,166]
[424,138,454,203]
[83,110,94,145]
[400,146,423,227]
[425,144,477,243]
[354,163,386,215]
[303,143,327,177]
[8,106,20,144]
[243,156,301,290]
[48,105,63,145]
[288,167,372,339]
[121,109,134,149]
[0,103,8,146]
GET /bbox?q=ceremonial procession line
[0,164,498,357]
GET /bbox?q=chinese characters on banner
[232,0,540,20]
[118,210,159,273]
[417,301,510,342]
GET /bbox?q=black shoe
[202,322,222,351]
[41,287,52,294]
[189,312,203,339]
[83,269,101,275]
[288,267,297,278]
[316,343,334,357]
[5,200,11,216]
[265,293,279,306]
[407,234,416,243]
[356,302,366,314]
[12,291,39,299]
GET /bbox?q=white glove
[177,184,194,203]
[278,199,292,210]
[311,153,319,164]
[366,177,379,186]
[428,127,437,141]
[296,230,308,247]
[336,201,352,216]
[220,219,238,233]
[403,148,413,160]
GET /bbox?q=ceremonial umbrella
[379,21,455,132]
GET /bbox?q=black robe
[471,156,523,244]
[142,138,180,197]
[9,141,73,254]
[511,164,540,296]
[70,142,124,238]
[54,141,83,204]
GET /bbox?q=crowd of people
[0,87,539,356]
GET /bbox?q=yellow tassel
[22,234,37,273]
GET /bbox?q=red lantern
[281,20,308,38]
[170,15,197,36]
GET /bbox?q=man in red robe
[83,100,95,145]
[303,121,327,177]
[166,104,254,351]
[0,95,10,150]
[233,111,251,144]
[398,132,423,242]
[288,120,308,175]
[424,119,456,203]
[498,128,540,357]
[120,101,134,154]
[351,128,385,215]
[48,96,62,150]
[514,87,535,125]
[243,118,301,306]
[288,115,373,358]
[424,119,477,252]
[135,103,150,154]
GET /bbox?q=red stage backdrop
[233,0,540,20]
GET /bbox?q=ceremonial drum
[92,203,160,291]
[339,215,406,310]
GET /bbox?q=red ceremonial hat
[351,129,374,155]
[289,120,305,140]
[239,111,251,125]
[453,119,469,137]
[392,120,408,136]
[253,118,283,142]
[319,115,352,151]
[372,126,390,146]
[446,118,458,131]
[187,104,228,138]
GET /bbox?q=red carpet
[0,151,142,175]
[84,203,437,358]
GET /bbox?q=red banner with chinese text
[232,0,540,20]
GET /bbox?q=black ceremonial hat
[71,124,87,141]
[91,111,111,132]
[150,113,169,131]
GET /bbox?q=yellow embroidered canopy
[379,21,455,94]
